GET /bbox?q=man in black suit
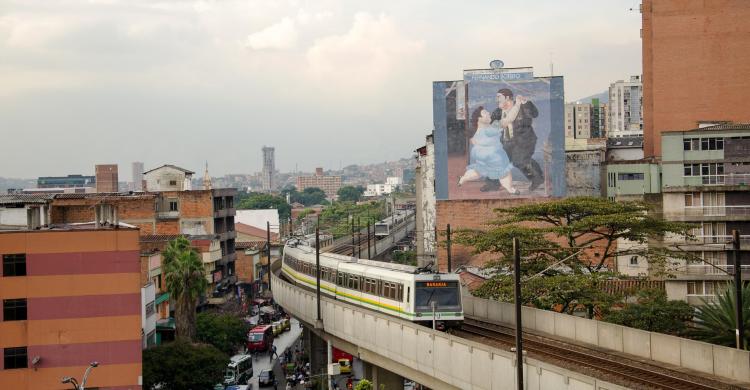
[490,88,544,192]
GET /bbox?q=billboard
[433,68,565,200]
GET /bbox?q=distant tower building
[132,161,144,191]
[95,164,119,192]
[608,75,643,138]
[262,146,275,192]
[202,162,212,190]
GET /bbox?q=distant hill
[573,91,608,104]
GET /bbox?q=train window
[407,287,410,303]
[397,284,403,301]
[338,273,344,286]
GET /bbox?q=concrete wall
[0,207,27,227]
[462,294,750,383]
[272,269,626,390]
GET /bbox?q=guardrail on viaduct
[271,267,627,390]
[462,294,750,384]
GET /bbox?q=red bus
[247,325,274,352]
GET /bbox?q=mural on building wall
[433,68,566,200]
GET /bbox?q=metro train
[374,209,414,237]
[280,240,463,329]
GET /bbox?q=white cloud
[305,13,423,89]
[296,9,333,25]
[0,14,75,48]
[245,17,298,50]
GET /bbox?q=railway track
[329,230,372,256]
[455,318,743,390]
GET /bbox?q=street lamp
[61,361,99,390]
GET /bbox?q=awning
[155,292,170,305]
[156,317,175,330]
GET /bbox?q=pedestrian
[270,344,278,362]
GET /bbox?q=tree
[454,197,696,273]
[237,192,291,220]
[354,379,373,390]
[163,236,207,341]
[338,185,365,202]
[603,289,694,335]
[689,282,750,348]
[196,312,250,355]
[453,197,696,317]
[392,250,417,266]
[143,340,228,390]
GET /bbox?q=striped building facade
[0,227,142,390]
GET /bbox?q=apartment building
[607,124,750,304]
[94,164,118,192]
[0,224,141,389]
[607,76,643,138]
[296,168,341,199]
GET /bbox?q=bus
[247,325,274,353]
[224,354,253,386]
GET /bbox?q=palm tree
[163,236,207,341]
[690,282,750,349]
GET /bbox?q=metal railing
[684,205,750,217]
[685,264,750,275]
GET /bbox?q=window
[2,254,26,277]
[617,173,644,181]
[687,281,703,295]
[169,180,177,186]
[168,199,178,212]
[629,256,638,266]
[145,301,155,317]
[685,192,701,206]
[684,163,701,176]
[3,299,27,321]
[3,347,27,369]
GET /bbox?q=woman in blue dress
[458,106,518,194]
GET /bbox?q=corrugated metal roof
[53,192,155,200]
[140,234,184,242]
[143,164,195,175]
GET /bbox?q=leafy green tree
[337,185,365,202]
[163,236,207,341]
[196,312,250,355]
[237,192,291,220]
[454,197,696,273]
[604,289,694,335]
[689,282,750,348]
[318,200,385,238]
[354,379,373,390]
[143,340,228,390]
[392,250,417,266]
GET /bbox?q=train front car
[412,273,463,330]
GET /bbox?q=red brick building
[94,164,118,192]
[642,0,750,157]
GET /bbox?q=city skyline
[0,1,641,178]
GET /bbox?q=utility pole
[316,227,321,322]
[733,230,744,350]
[513,237,524,390]
[446,224,452,273]
[367,222,372,259]
[357,217,362,258]
[351,218,356,257]
[267,221,272,293]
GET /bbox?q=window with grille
[2,254,26,277]
[3,347,27,369]
[2,299,27,321]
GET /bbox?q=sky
[0,0,643,179]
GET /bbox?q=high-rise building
[296,168,341,199]
[0,223,142,389]
[132,162,144,191]
[95,164,118,192]
[262,146,275,192]
[642,0,750,157]
[608,76,643,139]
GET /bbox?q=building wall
[235,249,258,283]
[132,162,144,191]
[144,166,191,192]
[417,138,437,266]
[0,228,142,390]
[642,0,750,157]
[607,76,643,138]
[565,149,605,197]
[95,164,118,193]
[296,175,342,199]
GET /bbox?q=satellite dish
[489,60,504,69]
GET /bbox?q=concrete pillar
[307,327,328,383]
[361,361,404,390]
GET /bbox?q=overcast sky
[0,0,642,179]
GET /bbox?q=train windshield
[414,281,461,312]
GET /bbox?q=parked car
[280,317,291,332]
[271,321,282,336]
[338,358,351,374]
[258,369,275,387]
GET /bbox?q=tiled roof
[0,194,54,204]
[235,222,279,240]
[601,279,664,295]
[140,234,184,242]
[607,137,643,148]
[236,240,267,250]
[143,164,195,175]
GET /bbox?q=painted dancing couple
[458,88,545,194]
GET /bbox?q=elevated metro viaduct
[271,259,628,390]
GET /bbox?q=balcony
[664,234,750,250]
[698,174,750,186]
[156,210,180,220]
[684,264,750,276]
[678,205,750,221]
